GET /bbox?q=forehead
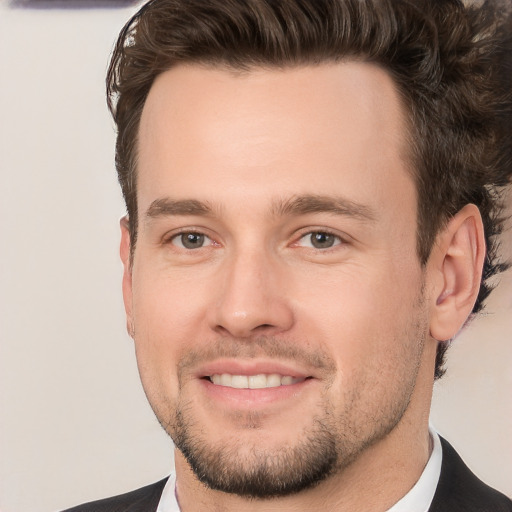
[137,62,414,220]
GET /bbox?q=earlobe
[429,204,485,341]
[120,216,135,338]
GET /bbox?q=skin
[121,62,485,511]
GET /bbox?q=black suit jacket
[429,438,511,511]
[62,438,512,511]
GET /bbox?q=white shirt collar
[157,427,442,512]
[156,471,179,512]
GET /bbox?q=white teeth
[267,374,281,387]
[209,373,304,389]
[248,374,267,388]
[231,375,249,389]
[280,376,294,385]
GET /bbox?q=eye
[171,232,212,249]
[297,231,342,249]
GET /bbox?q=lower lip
[199,377,313,407]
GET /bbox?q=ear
[428,204,485,341]
[120,216,134,338]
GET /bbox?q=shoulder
[60,477,168,512]
[429,437,512,512]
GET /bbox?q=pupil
[182,233,204,249]
[311,232,334,248]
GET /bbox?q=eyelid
[291,228,348,249]
[174,233,212,249]
[163,227,217,247]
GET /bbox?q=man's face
[123,62,433,497]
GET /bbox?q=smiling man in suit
[64,0,512,511]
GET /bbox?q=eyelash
[293,229,345,250]
[166,229,215,249]
[163,227,348,253]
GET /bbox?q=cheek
[133,264,209,332]
[306,274,428,429]
[293,262,424,375]
[130,269,211,389]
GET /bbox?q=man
[65,0,512,510]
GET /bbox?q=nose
[209,248,295,338]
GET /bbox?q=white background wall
[0,2,510,511]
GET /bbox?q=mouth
[208,373,307,389]
[195,363,317,408]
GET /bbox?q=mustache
[177,336,337,379]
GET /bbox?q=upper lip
[194,359,313,379]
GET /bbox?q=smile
[209,373,306,389]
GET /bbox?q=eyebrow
[145,198,215,220]
[272,194,376,222]
[144,194,376,223]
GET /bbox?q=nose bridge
[211,242,293,337]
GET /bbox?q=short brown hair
[107,0,512,378]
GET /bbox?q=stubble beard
[172,401,340,498]
[151,325,426,500]
[167,380,418,499]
